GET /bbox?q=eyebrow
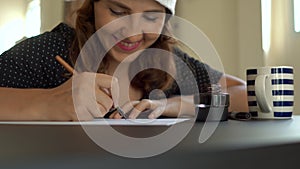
[109,0,165,13]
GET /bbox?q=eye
[143,14,159,22]
[109,8,126,16]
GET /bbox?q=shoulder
[19,23,75,47]
[172,47,223,85]
[35,23,75,48]
[0,23,74,88]
[173,47,205,66]
[9,23,75,53]
[49,23,75,38]
[172,47,207,71]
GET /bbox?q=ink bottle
[194,84,230,122]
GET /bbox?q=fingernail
[149,114,155,119]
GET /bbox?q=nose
[120,14,144,42]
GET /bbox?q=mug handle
[255,74,272,113]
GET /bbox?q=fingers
[95,89,114,115]
[125,99,169,119]
[111,111,122,119]
[116,101,139,119]
[108,99,168,119]
[73,72,176,120]
[95,74,119,117]
[128,99,156,119]
[74,72,119,118]
[94,73,120,109]
[94,74,119,105]
[94,73,116,88]
[110,77,120,107]
[148,107,164,119]
[121,101,140,112]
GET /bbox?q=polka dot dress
[0,23,223,96]
[163,48,223,97]
[0,23,74,88]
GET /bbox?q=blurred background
[0,0,299,114]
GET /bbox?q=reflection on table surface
[0,116,300,169]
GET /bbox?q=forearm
[0,87,49,120]
[164,95,195,117]
[218,74,249,112]
[226,83,248,112]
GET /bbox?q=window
[261,0,272,53]
[0,0,40,54]
[25,0,41,37]
[294,0,300,32]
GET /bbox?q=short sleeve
[0,23,74,88]
[164,48,224,97]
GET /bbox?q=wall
[40,0,64,32]
[237,0,264,78]
[176,0,264,79]
[0,0,65,52]
[0,0,27,53]
[176,0,300,114]
[176,0,240,77]
[0,0,26,25]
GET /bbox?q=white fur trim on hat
[155,0,177,15]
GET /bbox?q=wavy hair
[69,0,176,97]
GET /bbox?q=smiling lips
[116,40,141,52]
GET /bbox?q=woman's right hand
[35,72,118,121]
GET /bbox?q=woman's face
[94,0,166,63]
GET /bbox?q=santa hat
[155,0,177,15]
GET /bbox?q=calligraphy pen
[55,55,127,119]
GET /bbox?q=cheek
[95,16,123,36]
[95,17,108,30]
[142,17,165,34]
[145,33,161,44]
[94,10,114,31]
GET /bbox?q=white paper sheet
[0,118,190,126]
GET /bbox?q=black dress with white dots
[0,23,74,88]
[0,23,223,96]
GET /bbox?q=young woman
[0,0,248,121]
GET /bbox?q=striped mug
[246,66,294,119]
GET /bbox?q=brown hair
[69,0,176,97]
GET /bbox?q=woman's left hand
[109,96,195,119]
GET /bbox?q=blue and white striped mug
[246,66,294,119]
